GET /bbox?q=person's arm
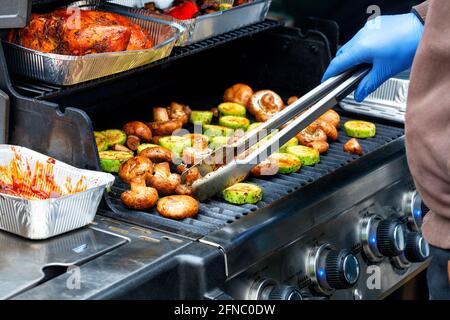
[406,0,450,249]
[412,1,429,23]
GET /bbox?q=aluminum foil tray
[2,1,183,85]
[106,0,272,46]
[0,145,115,240]
[340,77,409,123]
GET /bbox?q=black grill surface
[101,116,404,240]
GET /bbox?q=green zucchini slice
[158,136,191,157]
[190,111,214,125]
[269,152,302,174]
[209,136,230,149]
[203,124,234,137]
[101,129,127,146]
[286,145,320,166]
[95,132,109,152]
[223,183,263,205]
[218,102,247,117]
[99,151,133,173]
[279,137,299,153]
[247,122,263,132]
[219,116,250,131]
[344,120,376,138]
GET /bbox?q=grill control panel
[223,176,430,300]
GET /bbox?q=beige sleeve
[412,1,429,23]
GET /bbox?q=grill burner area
[101,115,404,240]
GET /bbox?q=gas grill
[0,0,429,300]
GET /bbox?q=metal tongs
[183,67,370,201]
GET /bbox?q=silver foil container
[0,145,115,240]
[2,1,184,85]
[106,0,272,46]
[341,77,409,123]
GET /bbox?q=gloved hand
[322,13,424,102]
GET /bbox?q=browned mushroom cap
[168,102,191,125]
[287,96,299,105]
[140,146,174,163]
[148,119,183,136]
[123,121,152,142]
[121,177,158,210]
[153,107,170,122]
[318,109,340,128]
[156,195,199,220]
[175,163,188,174]
[316,119,338,141]
[119,156,153,184]
[250,159,278,177]
[184,166,202,186]
[223,83,254,108]
[126,135,141,151]
[343,138,363,156]
[307,141,329,154]
[113,144,132,153]
[175,183,193,196]
[249,90,285,122]
[147,162,181,195]
[296,123,327,146]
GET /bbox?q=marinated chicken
[7,9,153,55]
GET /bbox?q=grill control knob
[376,219,406,256]
[248,279,302,300]
[307,244,360,294]
[325,249,360,289]
[402,191,429,231]
[404,232,430,262]
[262,285,303,300]
[361,216,406,261]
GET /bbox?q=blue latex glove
[322,13,424,102]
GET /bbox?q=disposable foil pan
[340,77,409,123]
[106,0,272,46]
[2,1,184,85]
[0,145,115,240]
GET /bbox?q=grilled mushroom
[168,102,191,125]
[149,107,183,136]
[139,146,174,163]
[112,144,132,152]
[175,183,194,196]
[119,156,153,184]
[343,138,363,156]
[287,96,299,105]
[126,135,141,151]
[121,177,158,210]
[307,141,329,154]
[318,109,340,128]
[296,123,327,146]
[316,119,339,141]
[123,121,152,142]
[147,162,181,195]
[156,195,199,220]
[223,83,254,108]
[248,90,285,122]
[184,166,202,186]
[250,158,278,177]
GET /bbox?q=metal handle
[0,90,9,144]
[242,67,369,165]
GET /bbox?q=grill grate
[10,20,282,99]
[101,115,405,240]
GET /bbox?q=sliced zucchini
[219,3,232,10]
[286,145,320,166]
[158,136,191,157]
[219,116,250,131]
[101,129,127,146]
[184,133,210,148]
[190,111,214,125]
[137,143,159,154]
[95,132,109,152]
[344,120,376,138]
[279,137,298,153]
[247,122,263,132]
[203,124,234,137]
[99,151,133,173]
[218,102,247,117]
[269,152,302,174]
[223,183,263,205]
[209,136,230,149]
